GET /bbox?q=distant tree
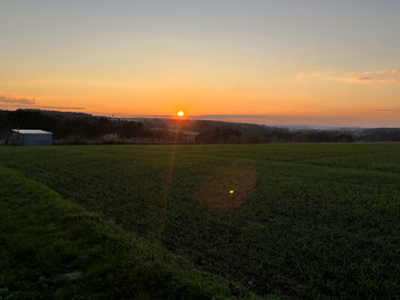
[269,136,279,143]
[227,134,240,144]
[173,130,184,143]
[221,129,241,142]
[292,132,308,143]
[361,128,400,142]
[240,132,263,143]
[161,126,172,143]
[334,134,355,143]
[119,121,144,141]
[195,129,221,143]
[266,128,291,143]
[97,117,111,140]
[306,131,334,143]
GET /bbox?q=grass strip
[0,163,257,299]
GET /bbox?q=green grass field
[1,144,400,299]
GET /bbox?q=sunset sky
[1,1,400,127]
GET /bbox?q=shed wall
[24,134,52,146]
[12,132,52,146]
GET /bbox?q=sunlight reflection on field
[196,163,256,211]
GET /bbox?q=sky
[1,0,400,127]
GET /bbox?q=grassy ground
[0,163,253,299]
[1,144,400,298]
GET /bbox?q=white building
[12,129,53,146]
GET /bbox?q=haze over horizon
[1,1,400,127]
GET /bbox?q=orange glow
[3,74,400,127]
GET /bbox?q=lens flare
[196,163,256,211]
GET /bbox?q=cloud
[345,68,400,83]
[0,95,37,105]
[296,70,339,82]
[355,77,373,81]
[346,77,400,83]
[365,69,400,76]
[40,105,86,111]
[193,114,291,120]
[0,94,86,112]
[297,69,400,85]
[118,114,172,118]
[375,109,400,112]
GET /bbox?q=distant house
[12,129,53,146]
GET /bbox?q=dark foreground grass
[0,163,254,299]
[1,144,400,298]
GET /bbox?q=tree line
[0,110,147,142]
[1,109,400,144]
[194,128,355,144]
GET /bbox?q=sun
[177,110,185,117]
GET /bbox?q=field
[1,144,400,299]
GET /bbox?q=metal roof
[12,129,53,134]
